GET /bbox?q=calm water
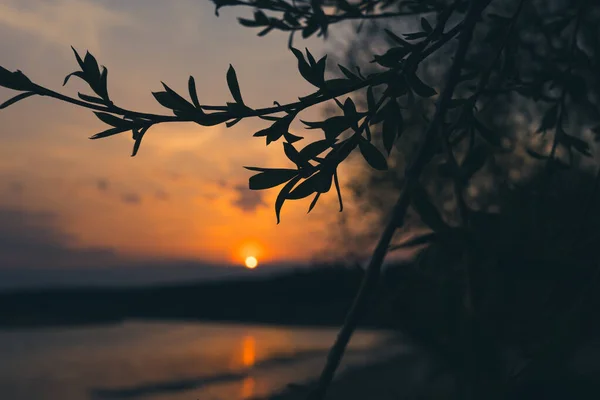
[0,321,398,400]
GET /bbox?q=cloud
[231,184,265,213]
[121,192,142,205]
[96,178,110,192]
[7,181,23,194]
[0,207,119,269]
[0,0,133,50]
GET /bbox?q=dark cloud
[0,208,119,270]
[96,178,110,192]
[231,184,265,213]
[121,192,142,204]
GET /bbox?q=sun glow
[245,256,258,269]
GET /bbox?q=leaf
[93,112,132,129]
[97,67,109,100]
[301,116,351,141]
[0,67,33,91]
[71,46,85,70]
[420,17,433,33]
[83,51,101,85]
[290,47,318,87]
[288,170,333,199]
[131,126,150,157]
[299,139,332,159]
[188,76,201,108]
[89,126,130,140]
[382,100,402,155]
[283,142,311,169]
[307,192,321,213]
[249,168,298,190]
[338,64,361,82]
[275,175,302,224]
[383,28,411,47]
[226,64,244,104]
[153,89,192,112]
[461,144,489,181]
[0,92,35,109]
[537,104,558,133]
[78,92,106,105]
[161,82,195,111]
[359,139,388,170]
[63,71,86,86]
[254,115,294,145]
[371,47,410,68]
[284,131,303,144]
[302,22,319,38]
[407,72,437,97]
[343,98,358,129]
[411,183,449,232]
[366,87,376,116]
[526,148,549,160]
[333,169,343,212]
[305,48,317,67]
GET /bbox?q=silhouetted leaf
[71,46,85,70]
[526,148,549,160]
[366,87,376,116]
[381,100,402,154]
[302,116,351,141]
[249,168,298,190]
[383,28,412,47]
[0,67,33,91]
[254,115,294,145]
[371,47,410,68]
[411,183,449,232]
[299,139,332,159]
[275,175,302,224]
[226,64,244,104]
[83,51,101,85]
[537,104,558,133]
[78,93,106,105]
[461,144,489,181]
[333,170,343,212]
[407,72,437,97]
[290,47,318,86]
[131,125,150,157]
[338,64,361,82]
[420,17,432,33]
[288,170,333,199]
[284,131,303,144]
[0,92,35,109]
[89,126,130,140]
[359,139,387,170]
[63,71,86,86]
[307,192,321,213]
[343,98,359,129]
[284,142,311,169]
[93,112,132,129]
[188,76,201,108]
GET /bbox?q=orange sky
[0,0,367,269]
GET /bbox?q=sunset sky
[0,0,370,274]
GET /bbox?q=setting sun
[244,256,258,269]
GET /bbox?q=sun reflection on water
[241,335,256,399]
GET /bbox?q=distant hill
[0,264,396,329]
